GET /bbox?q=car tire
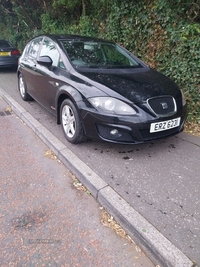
[60,99,86,144]
[18,73,33,101]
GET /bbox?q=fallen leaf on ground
[44,149,57,160]
[100,208,133,243]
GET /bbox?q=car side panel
[30,65,68,114]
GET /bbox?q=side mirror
[37,56,53,68]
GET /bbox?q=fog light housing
[110,129,118,135]
[110,129,122,137]
[97,124,134,142]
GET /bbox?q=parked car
[17,34,187,144]
[0,40,21,68]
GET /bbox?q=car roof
[34,34,114,44]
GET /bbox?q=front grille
[140,127,179,141]
[147,96,176,116]
[97,124,134,142]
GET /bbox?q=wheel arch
[17,67,24,79]
[56,85,84,124]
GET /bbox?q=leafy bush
[96,0,200,122]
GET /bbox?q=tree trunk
[82,0,86,16]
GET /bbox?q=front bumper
[80,104,187,144]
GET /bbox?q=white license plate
[150,117,181,133]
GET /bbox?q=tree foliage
[0,0,199,121]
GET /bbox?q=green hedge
[102,1,200,122]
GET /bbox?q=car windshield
[0,40,12,48]
[61,40,141,69]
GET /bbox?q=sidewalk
[0,94,156,266]
[0,88,197,267]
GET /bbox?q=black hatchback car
[17,34,187,144]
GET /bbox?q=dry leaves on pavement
[100,207,134,243]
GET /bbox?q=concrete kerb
[98,186,195,267]
[58,148,108,199]
[0,87,196,267]
[2,92,27,117]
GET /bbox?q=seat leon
[17,34,187,144]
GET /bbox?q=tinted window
[28,37,43,58]
[102,44,132,66]
[40,37,61,67]
[61,40,140,68]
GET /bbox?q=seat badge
[160,102,168,110]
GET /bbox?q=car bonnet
[78,68,181,104]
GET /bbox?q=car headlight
[88,97,136,115]
[181,90,186,106]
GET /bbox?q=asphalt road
[0,68,200,266]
